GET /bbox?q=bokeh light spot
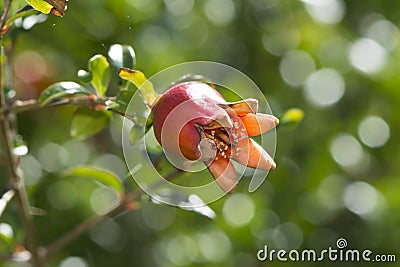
[365,19,399,52]
[348,38,387,74]
[330,134,364,168]
[343,182,378,215]
[222,193,255,227]
[164,0,195,16]
[304,68,345,107]
[59,257,88,267]
[262,29,301,56]
[203,0,236,27]
[197,229,231,262]
[14,51,47,84]
[89,219,124,252]
[37,143,68,172]
[279,50,315,87]
[89,187,119,215]
[142,203,176,230]
[63,140,90,167]
[302,0,346,24]
[358,116,390,148]
[167,234,198,265]
[93,154,127,180]
[20,155,43,186]
[47,181,78,210]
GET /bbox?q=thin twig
[0,0,12,33]
[1,2,42,263]
[0,81,41,267]
[0,96,117,115]
[41,169,183,260]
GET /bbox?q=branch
[0,84,42,267]
[40,168,183,260]
[0,0,12,33]
[0,2,42,262]
[0,96,117,115]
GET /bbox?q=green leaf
[26,0,66,16]
[105,100,120,110]
[4,8,38,30]
[115,89,135,114]
[13,135,28,156]
[118,68,158,107]
[279,108,305,127]
[25,0,53,14]
[39,82,89,106]
[63,166,123,194]
[77,69,92,83]
[129,125,144,145]
[89,55,110,97]
[70,107,112,139]
[108,44,136,69]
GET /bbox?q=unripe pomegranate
[152,81,278,193]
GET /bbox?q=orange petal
[231,138,276,170]
[222,98,258,116]
[240,113,279,136]
[207,156,237,194]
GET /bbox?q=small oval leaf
[63,166,123,194]
[39,82,89,106]
[77,69,92,83]
[89,55,110,97]
[108,44,136,69]
[70,107,112,140]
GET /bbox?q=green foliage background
[1,0,400,266]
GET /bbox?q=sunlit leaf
[0,222,14,252]
[70,107,112,140]
[118,68,158,106]
[39,82,89,106]
[89,55,110,97]
[26,0,66,16]
[0,190,15,218]
[108,44,136,70]
[13,135,28,156]
[77,69,92,83]
[279,108,305,127]
[105,100,119,110]
[63,166,123,194]
[150,193,216,220]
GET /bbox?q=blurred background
[1,0,400,266]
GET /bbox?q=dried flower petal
[240,113,279,136]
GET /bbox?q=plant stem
[0,63,42,265]
[0,0,12,32]
[41,168,183,260]
[0,96,117,115]
[1,2,42,264]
